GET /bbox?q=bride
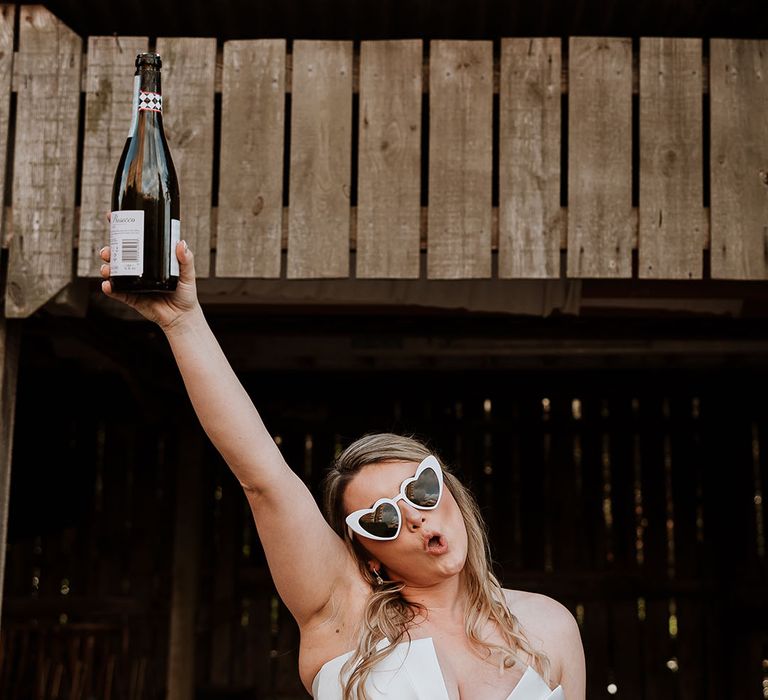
[99,240,586,699]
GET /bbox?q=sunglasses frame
[345,455,444,541]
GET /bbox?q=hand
[99,214,200,331]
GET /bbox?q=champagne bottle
[110,52,180,293]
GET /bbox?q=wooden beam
[499,38,562,279]
[216,40,286,278]
[287,41,353,278]
[356,39,422,278]
[5,6,82,317]
[427,40,493,279]
[567,37,633,278]
[155,37,217,278]
[638,38,704,279]
[710,39,768,280]
[166,425,205,700]
[0,313,21,630]
[78,35,150,278]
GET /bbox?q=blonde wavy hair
[321,433,552,700]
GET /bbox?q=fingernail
[183,240,189,253]
[99,246,106,255]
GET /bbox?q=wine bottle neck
[138,68,162,95]
[137,67,163,116]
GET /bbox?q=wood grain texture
[710,39,768,280]
[427,40,493,279]
[356,40,422,279]
[78,35,149,278]
[567,37,633,278]
[155,37,216,277]
[0,7,14,245]
[287,41,353,278]
[499,38,561,279]
[0,315,20,628]
[639,38,704,280]
[216,40,285,278]
[5,6,82,318]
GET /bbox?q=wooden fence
[0,6,767,318]
[1,365,767,698]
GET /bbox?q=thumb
[177,240,196,282]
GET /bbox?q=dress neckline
[311,636,560,699]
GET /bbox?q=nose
[400,502,426,530]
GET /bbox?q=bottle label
[138,91,163,113]
[110,210,144,276]
[171,219,181,276]
[127,75,140,136]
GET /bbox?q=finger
[177,240,196,283]
[100,263,110,279]
[101,279,128,304]
[106,212,112,223]
[99,245,111,262]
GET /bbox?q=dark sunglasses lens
[406,467,440,507]
[358,502,400,538]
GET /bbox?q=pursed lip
[422,531,448,555]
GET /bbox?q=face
[343,460,469,587]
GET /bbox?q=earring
[372,568,384,585]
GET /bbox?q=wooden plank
[166,425,204,700]
[78,36,149,278]
[5,6,82,318]
[215,40,285,278]
[611,598,643,699]
[639,38,704,279]
[209,468,238,686]
[287,41,353,278]
[0,7,14,244]
[356,40,422,279]
[499,38,561,279]
[567,37,633,278]
[155,38,216,278]
[427,40,493,279]
[710,39,768,280]
[0,315,20,630]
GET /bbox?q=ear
[367,558,381,573]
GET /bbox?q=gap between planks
[1,206,711,254]
[12,44,712,96]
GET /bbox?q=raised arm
[99,239,357,626]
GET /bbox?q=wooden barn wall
[0,6,767,318]
[1,357,767,699]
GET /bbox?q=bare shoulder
[502,589,586,697]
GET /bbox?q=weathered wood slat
[0,7,14,244]
[209,477,238,685]
[710,39,768,280]
[166,426,204,700]
[5,6,82,318]
[216,40,285,278]
[356,40,422,279]
[287,41,353,278]
[155,38,217,277]
[639,38,704,280]
[567,37,633,278]
[427,40,493,279]
[499,38,561,279]
[78,36,149,278]
[0,315,20,630]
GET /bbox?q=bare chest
[426,633,529,700]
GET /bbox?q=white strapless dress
[312,636,565,699]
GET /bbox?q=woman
[99,241,586,699]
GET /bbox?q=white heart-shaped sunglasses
[345,455,444,541]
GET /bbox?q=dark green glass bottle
[110,52,180,293]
